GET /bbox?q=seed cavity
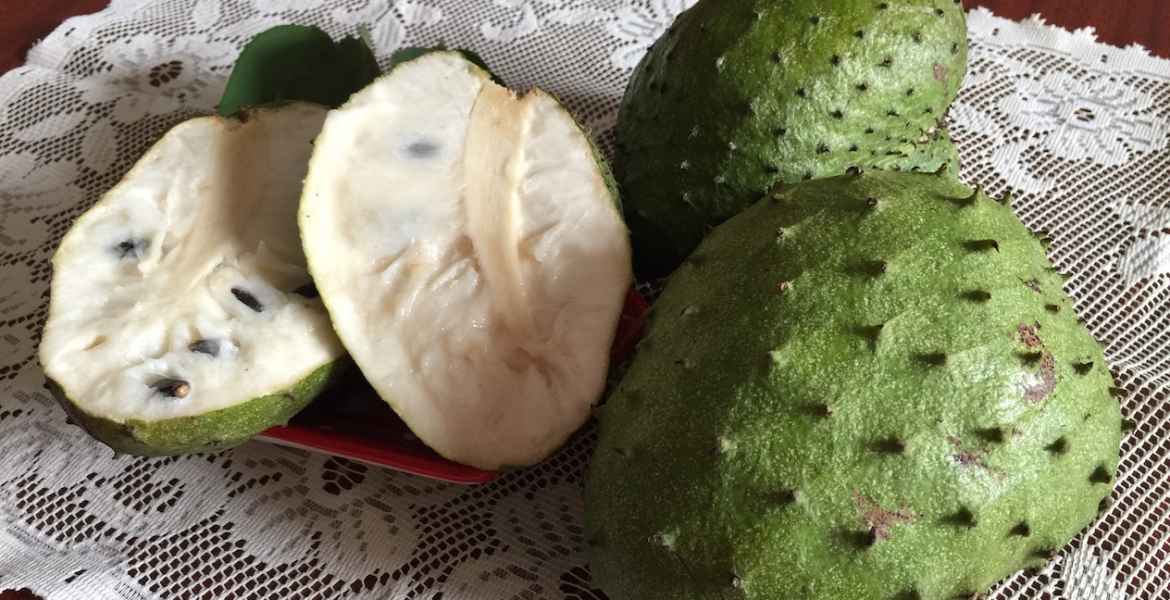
[1073,361,1094,375]
[231,287,264,312]
[1089,465,1112,484]
[1045,437,1069,455]
[831,109,844,119]
[113,238,150,260]
[188,339,221,356]
[975,427,1007,443]
[796,88,807,98]
[879,57,893,68]
[151,378,190,399]
[292,283,319,298]
[830,55,841,66]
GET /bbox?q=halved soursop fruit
[618,0,969,276]
[299,51,632,470]
[587,171,1121,599]
[40,103,347,456]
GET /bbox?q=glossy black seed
[188,339,220,356]
[113,238,149,260]
[231,287,264,312]
[152,378,190,399]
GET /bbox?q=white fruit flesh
[300,52,632,469]
[40,104,345,424]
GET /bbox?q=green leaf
[218,25,380,117]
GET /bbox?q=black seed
[775,127,787,137]
[880,57,893,68]
[1010,522,1031,537]
[856,83,870,92]
[878,2,889,9]
[802,171,814,180]
[952,42,960,54]
[816,143,830,154]
[1099,496,1113,513]
[1045,304,1061,313]
[854,30,865,39]
[1073,361,1094,375]
[113,238,149,260]
[188,339,220,356]
[765,164,780,174]
[912,32,923,43]
[936,7,946,16]
[963,239,1000,253]
[1090,465,1112,484]
[405,140,439,159]
[845,528,879,548]
[831,109,845,119]
[886,109,900,117]
[809,15,821,25]
[846,165,863,176]
[865,127,875,134]
[870,437,906,454]
[151,378,190,399]
[849,144,859,152]
[830,55,841,66]
[915,352,948,366]
[771,51,782,63]
[865,196,879,209]
[906,87,916,96]
[796,88,807,97]
[1045,437,1069,455]
[768,488,797,505]
[231,287,264,312]
[961,290,992,303]
[945,507,977,528]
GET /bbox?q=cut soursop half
[299,51,632,470]
[40,103,347,456]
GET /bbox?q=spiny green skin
[617,0,968,277]
[587,171,1121,600]
[47,361,348,456]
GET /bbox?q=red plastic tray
[257,288,649,484]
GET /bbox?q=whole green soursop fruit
[586,171,1121,599]
[618,0,968,276]
[40,104,347,455]
[299,51,632,470]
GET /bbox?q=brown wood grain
[965,0,1170,57]
[0,1,1167,75]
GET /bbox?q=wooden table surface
[0,1,1166,599]
[1,0,1169,74]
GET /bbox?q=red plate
[258,288,649,484]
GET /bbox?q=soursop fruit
[617,0,968,276]
[40,104,347,455]
[299,51,632,470]
[586,171,1121,599]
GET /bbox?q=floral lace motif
[2,3,1169,599]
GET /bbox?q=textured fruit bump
[617,0,968,276]
[587,171,1121,599]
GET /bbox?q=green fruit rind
[48,360,348,456]
[618,0,968,276]
[587,171,1120,600]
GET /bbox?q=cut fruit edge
[259,287,649,483]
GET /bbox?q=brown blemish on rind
[933,63,948,82]
[853,491,916,540]
[1017,324,1057,402]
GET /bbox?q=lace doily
[2,2,1168,598]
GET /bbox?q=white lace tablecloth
[1,2,1168,598]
